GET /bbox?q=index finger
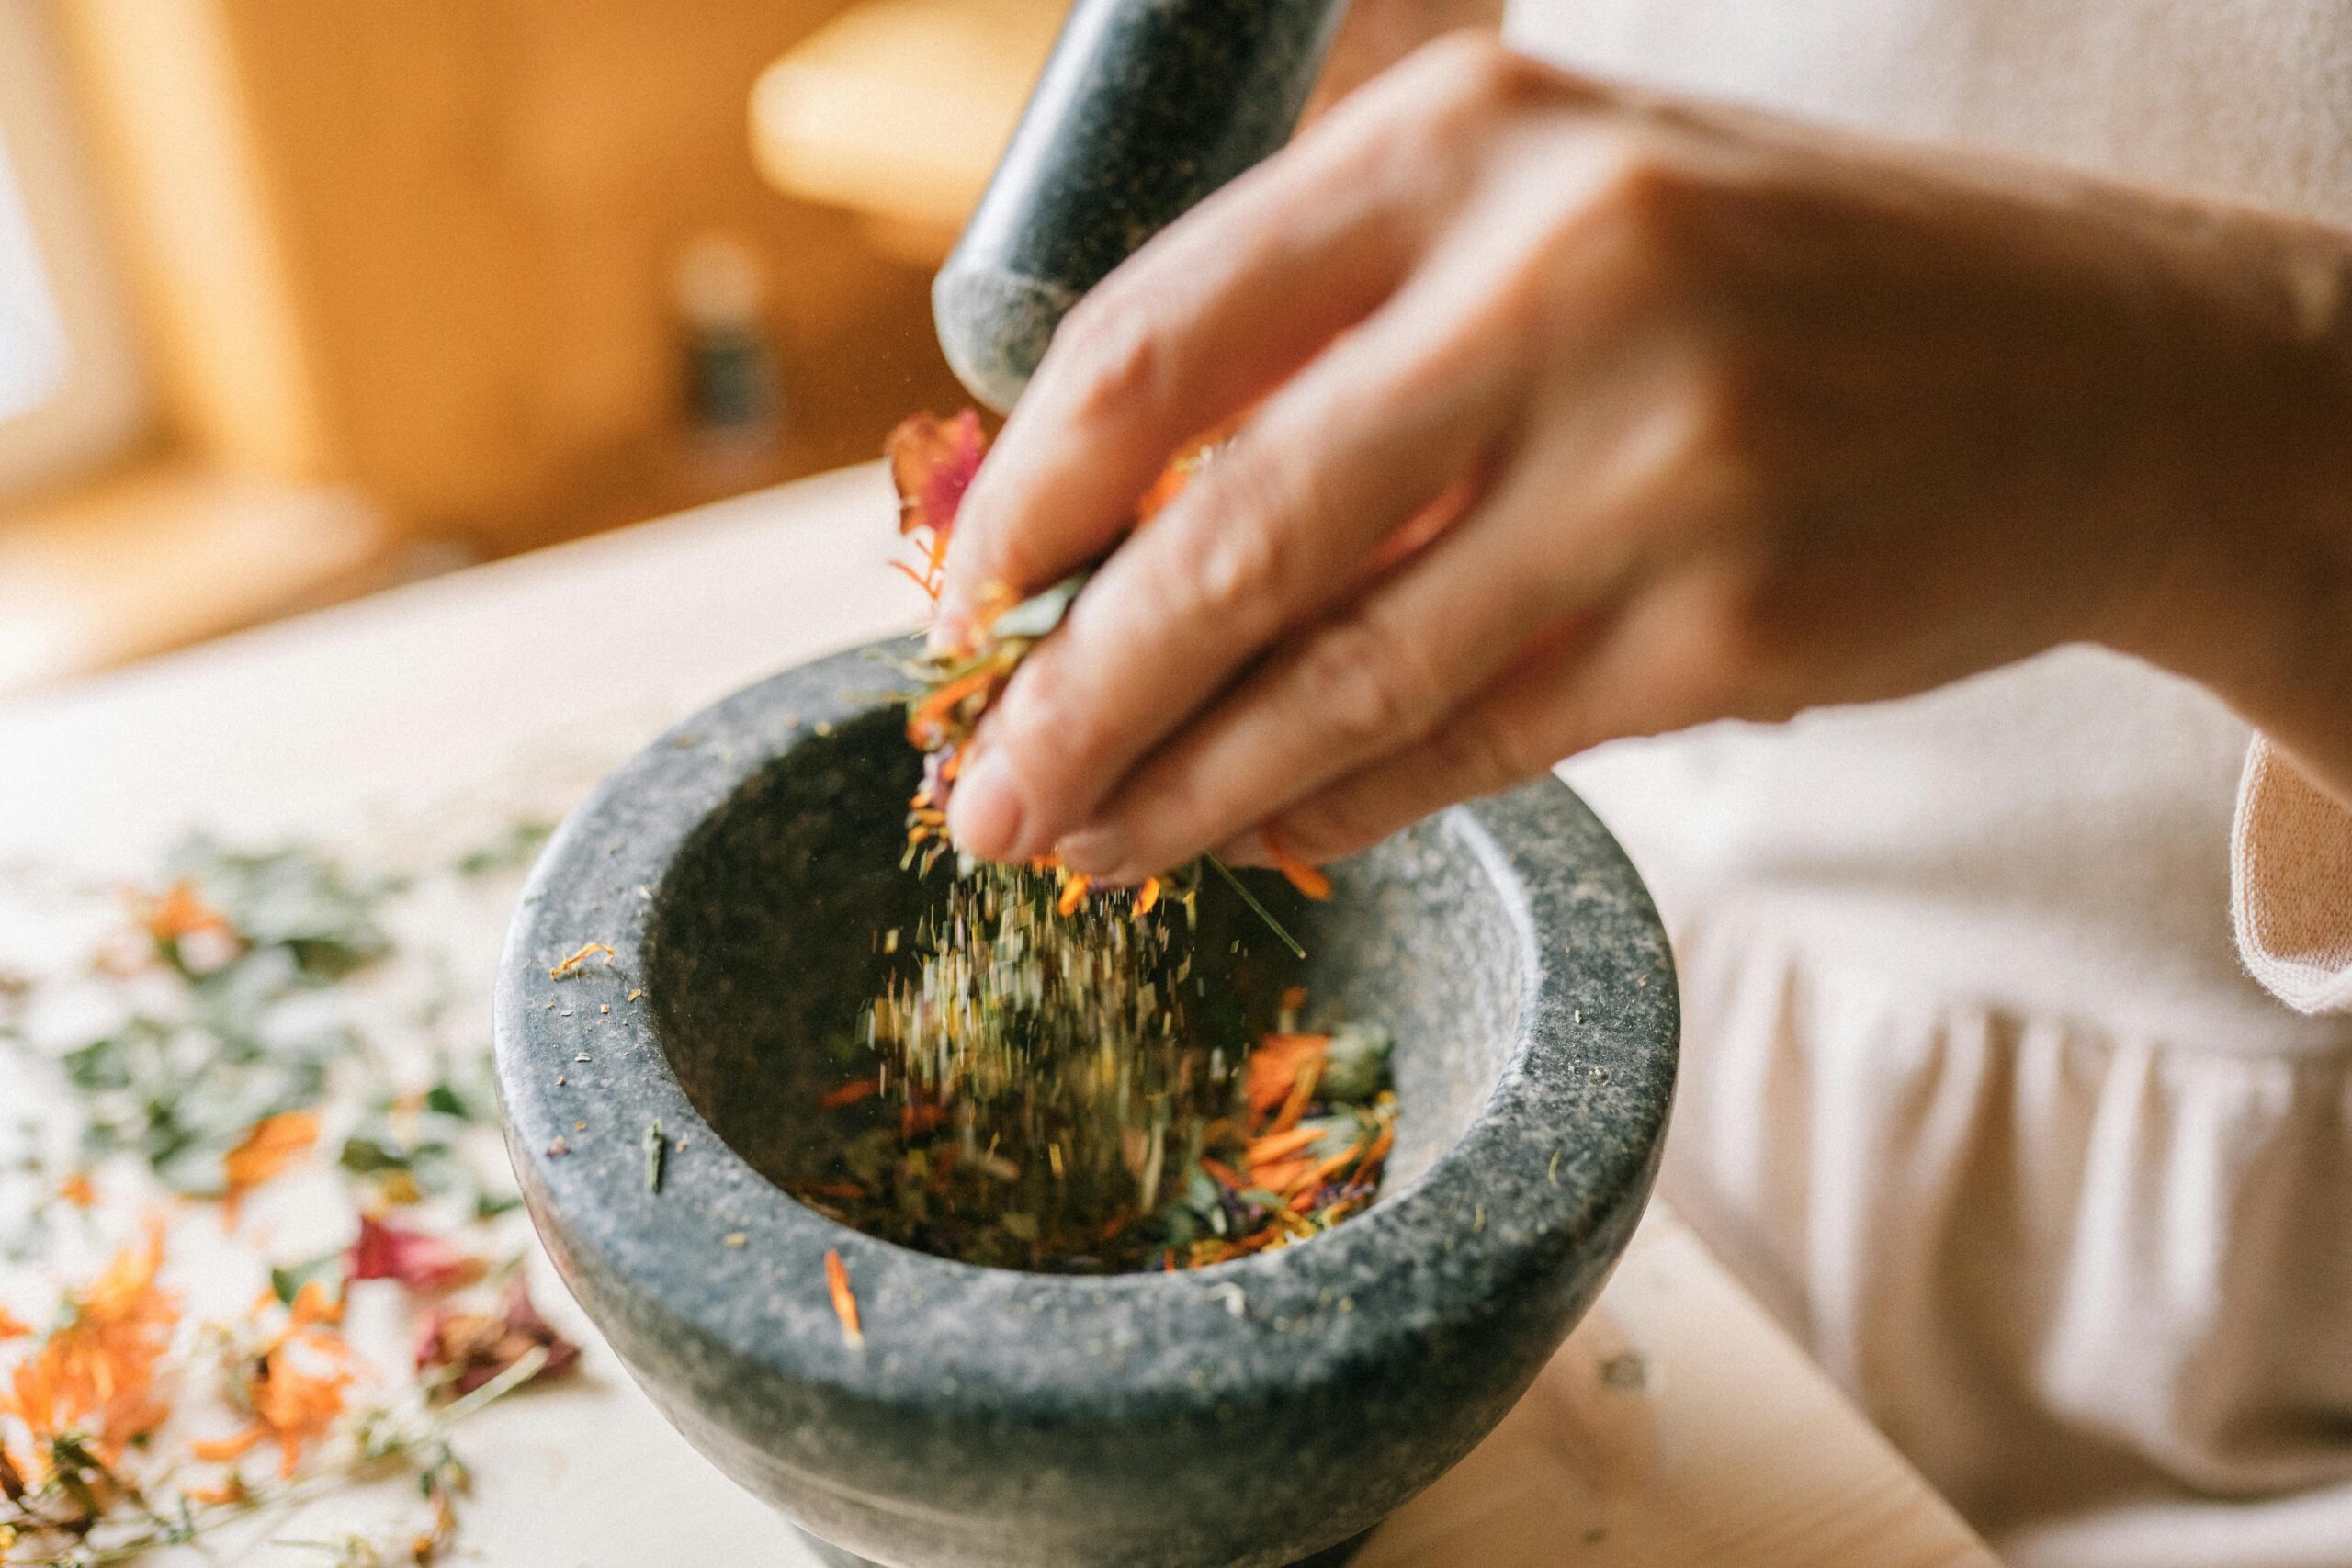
[933,63,1452,641]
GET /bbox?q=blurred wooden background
[67,0,978,549]
[3,0,1069,692]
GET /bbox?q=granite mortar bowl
[493,637,1678,1568]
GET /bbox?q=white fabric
[1496,4,2352,1562]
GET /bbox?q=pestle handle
[933,0,1352,412]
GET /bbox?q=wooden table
[0,465,1998,1567]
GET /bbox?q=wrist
[2120,323,2352,794]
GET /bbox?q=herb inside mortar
[776,413,1399,1274]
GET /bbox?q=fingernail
[947,751,1024,861]
[926,604,969,655]
[1056,824,1126,878]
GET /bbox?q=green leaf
[988,570,1089,640]
[1319,1023,1393,1103]
[270,1247,346,1305]
[165,836,391,981]
[452,821,553,877]
[339,1135,411,1175]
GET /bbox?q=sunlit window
[0,130,68,428]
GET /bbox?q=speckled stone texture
[933,0,1350,410]
[494,637,1678,1568]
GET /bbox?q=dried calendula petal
[548,942,616,979]
[1258,825,1332,901]
[824,1249,864,1348]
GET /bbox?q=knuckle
[1168,452,1318,624]
[1590,140,1699,235]
[1578,142,1713,301]
[1417,32,1544,122]
[1053,286,1169,428]
[1671,351,1792,534]
[1291,616,1446,750]
[1184,517,1292,626]
[1425,705,1545,798]
[1272,792,1385,864]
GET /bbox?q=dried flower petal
[346,1215,487,1296]
[824,1250,864,1348]
[1,1221,179,1458]
[415,1279,579,1404]
[548,941,615,979]
[222,1110,320,1223]
[191,1278,363,1477]
[1258,825,1331,901]
[1245,1034,1329,1121]
[886,410,986,542]
[129,879,236,945]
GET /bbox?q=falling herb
[643,1120,666,1195]
[773,416,1400,1276]
[1204,855,1306,961]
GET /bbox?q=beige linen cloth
[1500,3,2352,1563]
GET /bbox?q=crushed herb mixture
[778,413,1399,1274]
[0,833,575,1566]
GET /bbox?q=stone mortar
[494,636,1678,1568]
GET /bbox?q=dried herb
[643,1120,666,1195]
[823,1250,863,1348]
[772,416,1401,1276]
[547,942,614,980]
[882,412,1333,910]
[0,831,573,1564]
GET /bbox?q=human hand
[934,35,2352,879]
[1309,0,1505,113]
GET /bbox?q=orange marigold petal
[818,1078,880,1111]
[190,1427,266,1463]
[222,1110,320,1209]
[1259,825,1331,900]
[1244,1034,1329,1119]
[824,1249,865,1348]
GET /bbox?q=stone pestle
[933,0,1352,413]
